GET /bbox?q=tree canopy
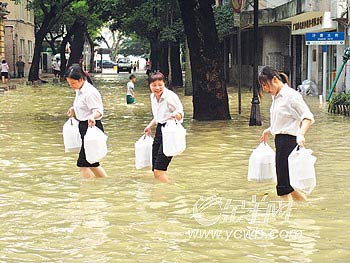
[213,4,235,41]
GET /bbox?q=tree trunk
[159,41,169,81]
[184,39,193,96]
[170,40,183,87]
[27,1,76,81]
[59,35,70,78]
[149,34,161,71]
[28,6,59,81]
[150,41,156,71]
[178,0,231,120]
[60,20,79,78]
[67,20,87,67]
[168,42,172,85]
[87,33,95,72]
[28,32,45,81]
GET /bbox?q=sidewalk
[4,69,149,86]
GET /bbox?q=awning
[282,11,337,35]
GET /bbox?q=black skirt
[274,134,297,196]
[152,123,173,171]
[1,72,8,79]
[77,120,104,167]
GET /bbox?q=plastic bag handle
[69,117,79,126]
[142,134,152,140]
[296,145,304,151]
[165,119,178,126]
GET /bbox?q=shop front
[283,11,340,93]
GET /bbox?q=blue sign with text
[306,32,345,45]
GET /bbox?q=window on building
[20,39,25,59]
[28,40,33,62]
[19,0,25,21]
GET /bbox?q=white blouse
[151,87,184,124]
[126,81,134,96]
[73,81,104,121]
[1,63,9,73]
[269,84,314,136]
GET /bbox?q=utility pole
[249,0,261,126]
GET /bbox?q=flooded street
[0,73,349,262]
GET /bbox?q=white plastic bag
[62,118,82,152]
[248,143,277,182]
[288,146,316,194]
[135,135,153,169]
[84,126,108,164]
[162,120,186,157]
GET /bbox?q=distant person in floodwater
[145,58,151,76]
[1,60,9,84]
[16,56,25,78]
[52,57,61,78]
[126,74,136,104]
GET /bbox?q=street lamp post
[249,0,261,126]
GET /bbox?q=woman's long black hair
[65,64,93,85]
[258,66,290,99]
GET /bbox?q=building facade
[221,0,348,94]
[0,3,10,59]
[3,0,35,78]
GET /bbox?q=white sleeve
[167,92,184,123]
[87,90,104,117]
[291,93,314,125]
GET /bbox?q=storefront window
[28,40,33,62]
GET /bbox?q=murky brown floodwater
[0,73,349,263]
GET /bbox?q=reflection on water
[0,74,350,262]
